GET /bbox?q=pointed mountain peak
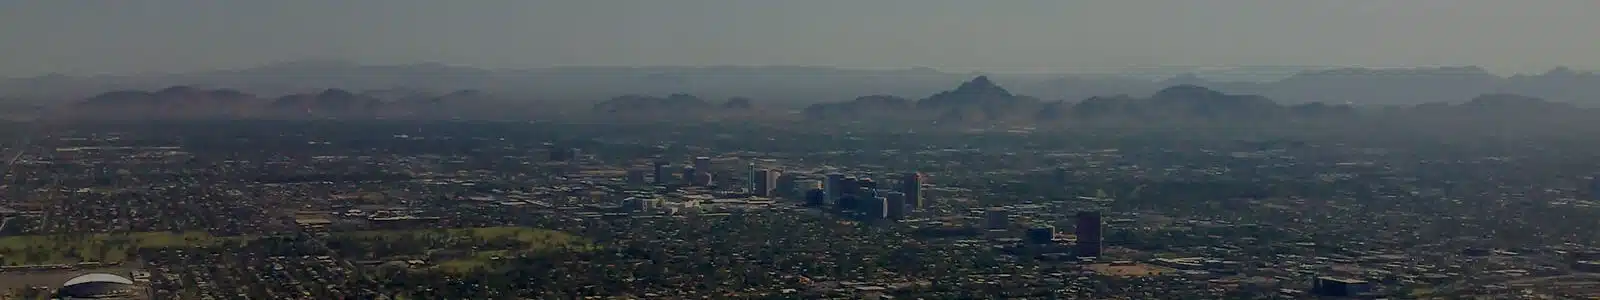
[957,76,997,90]
[969,75,993,85]
[945,76,1013,98]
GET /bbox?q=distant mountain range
[805,76,1364,125]
[591,94,756,117]
[30,75,1596,123]
[5,61,1600,107]
[59,86,535,120]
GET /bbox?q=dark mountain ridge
[804,77,1466,125]
[61,86,508,120]
[40,79,1593,127]
[9,61,1600,107]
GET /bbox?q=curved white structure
[59,273,136,299]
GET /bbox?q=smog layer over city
[4,1,1600,299]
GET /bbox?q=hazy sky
[2,0,1597,76]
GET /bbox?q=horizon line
[6,60,1595,80]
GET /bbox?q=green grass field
[435,250,510,273]
[337,226,593,251]
[334,227,594,274]
[0,231,237,266]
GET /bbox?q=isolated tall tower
[693,157,712,175]
[1075,211,1103,257]
[747,162,759,193]
[753,169,781,197]
[900,172,923,209]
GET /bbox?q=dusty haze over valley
[3,1,1600,118]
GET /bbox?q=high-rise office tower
[866,196,889,220]
[747,163,759,193]
[775,174,798,199]
[568,148,583,162]
[900,172,924,209]
[1075,211,1103,257]
[693,157,712,175]
[824,173,845,205]
[682,167,697,185]
[652,160,670,185]
[753,169,781,197]
[885,192,907,220]
[984,207,1009,230]
[752,169,768,196]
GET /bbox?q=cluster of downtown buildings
[612,153,1107,259]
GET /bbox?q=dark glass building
[1075,211,1103,257]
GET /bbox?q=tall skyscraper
[747,163,759,193]
[984,207,1009,230]
[682,167,697,185]
[885,192,907,220]
[1076,211,1103,257]
[843,176,860,196]
[900,172,924,209]
[652,160,670,185]
[775,174,798,199]
[753,169,780,197]
[824,173,846,205]
[752,169,768,196]
[866,196,889,220]
[693,157,712,175]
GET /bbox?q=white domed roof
[59,273,136,299]
[63,273,134,286]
